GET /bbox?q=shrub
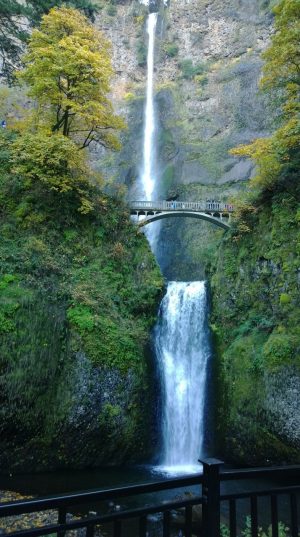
[179,59,207,79]
[137,41,147,66]
[67,305,94,332]
[107,4,117,16]
[263,331,299,370]
[280,293,291,305]
[165,43,179,58]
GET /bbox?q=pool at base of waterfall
[152,464,203,477]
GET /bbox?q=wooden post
[200,458,223,537]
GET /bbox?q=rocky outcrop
[264,367,300,450]
[95,0,273,185]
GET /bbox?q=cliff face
[94,0,275,278]
[210,190,300,465]
[0,137,163,472]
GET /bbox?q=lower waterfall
[154,281,211,473]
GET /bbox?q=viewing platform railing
[1,460,299,537]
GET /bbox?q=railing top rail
[221,484,300,502]
[0,473,203,517]
[220,464,300,481]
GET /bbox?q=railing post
[58,506,67,537]
[200,458,223,537]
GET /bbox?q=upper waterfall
[141,13,157,201]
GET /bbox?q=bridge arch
[129,200,234,230]
[136,211,230,230]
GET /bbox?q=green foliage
[67,305,94,332]
[137,40,147,67]
[231,0,300,200]
[98,403,121,430]
[0,160,163,467]
[280,292,291,305]
[179,59,207,79]
[211,189,300,464]
[222,517,290,537]
[263,330,300,370]
[165,43,179,58]
[11,131,95,214]
[0,273,16,290]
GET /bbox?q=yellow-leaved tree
[10,7,125,214]
[19,6,124,149]
[230,0,300,197]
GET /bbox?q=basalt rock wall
[94,0,275,278]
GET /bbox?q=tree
[7,7,124,216]
[261,0,300,98]
[26,0,98,24]
[19,7,125,151]
[231,0,300,196]
[12,131,96,214]
[0,0,98,83]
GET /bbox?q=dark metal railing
[1,459,300,537]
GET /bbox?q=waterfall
[139,12,160,252]
[141,12,157,201]
[138,9,212,475]
[154,282,211,473]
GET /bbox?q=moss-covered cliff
[209,0,300,465]
[210,187,300,465]
[0,132,163,473]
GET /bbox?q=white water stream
[139,11,212,474]
[154,282,211,473]
[141,12,157,201]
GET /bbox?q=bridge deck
[129,200,234,214]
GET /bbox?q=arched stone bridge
[129,200,234,230]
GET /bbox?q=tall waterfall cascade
[141,12,157,202]
[155,282,211,473]
[139,12,160,252]
[138,10,212,475]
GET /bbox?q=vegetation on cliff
[0,0,98,82]
[0,7,163,472]
[211,0,300,465]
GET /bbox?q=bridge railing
[1,460,299,537]
[129,200,234,212]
